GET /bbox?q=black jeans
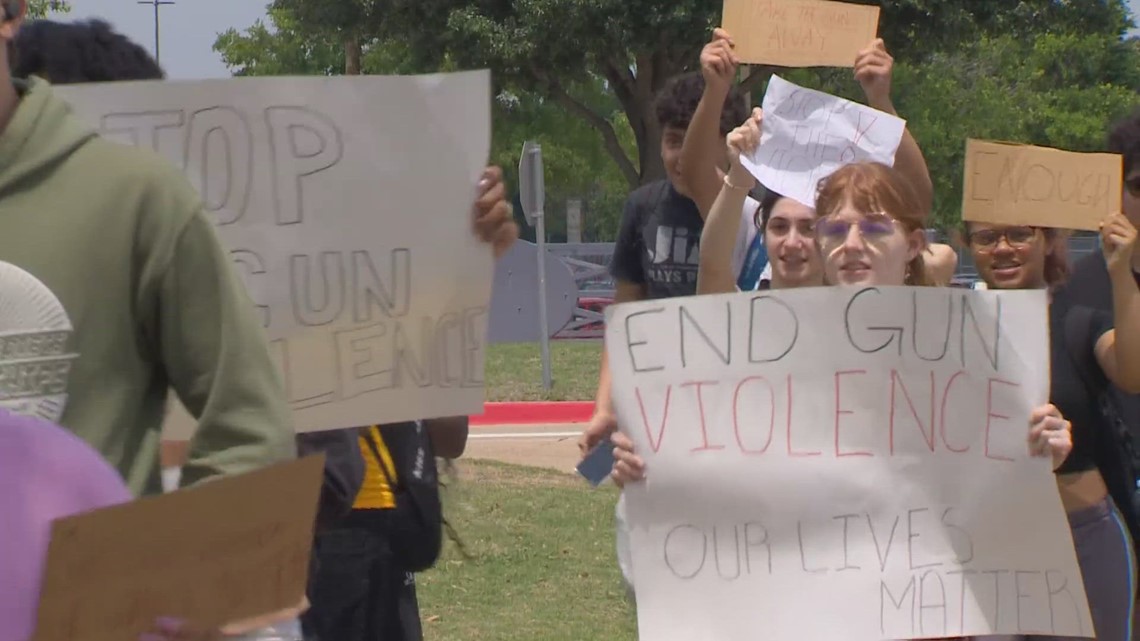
[302,510,423,641]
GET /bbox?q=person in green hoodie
[0,0,296,496]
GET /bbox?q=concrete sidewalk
[161,423,587,491]
[465,423,584,474]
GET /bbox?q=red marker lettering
[984,378,1019,462]
[889,370,936,455]
[684,380,724,453]
[939,371,970,453]
[733,376,775,455]
[835,370,872,457]
[787,374,820,457]
[635,385,671,453]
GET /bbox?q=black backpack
[1063,305,1140,551]
[295,429,366,531]
[361,421,444,573]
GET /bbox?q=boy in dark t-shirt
[579,71,752,453]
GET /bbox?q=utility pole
[137,0,175,64]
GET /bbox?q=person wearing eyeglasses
[962,215,1140,641]
[681,30,957,296]
[612,162,1076,641]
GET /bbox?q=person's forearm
[869,98,934,216]
[425,415,470,458]
[1111,269,1140,392]
[593,343,615,418]
[681,86,733,217]
[698,165,753,295]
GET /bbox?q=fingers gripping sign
[701,28,741,95]
[854,38,894,109]
[1027,404,1073,471]
[1101,211,1138,276]
[726,108,763,166]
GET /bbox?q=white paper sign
[741,75,907,208]
[56,72,493,433]
[606,286,1091,641]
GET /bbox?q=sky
[47,0,1140,80]
[61,0,268,79]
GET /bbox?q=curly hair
[815,162,931,286]
[654,71,749,137]
[1109,107,1140,178]
[12,18,165,83]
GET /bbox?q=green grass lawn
[485,341,603,402]
[418,460,638,641]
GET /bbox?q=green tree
[214,6,632,240]
[266,0,1135,191]
[221,0,1140,236]
[26,0,70,18]
[891,31,1140,230]
[214,7,343,76]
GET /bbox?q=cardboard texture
[721,0,879,67]
[962,139,1122,231]
[33,455,325,641]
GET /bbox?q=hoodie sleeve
[148,206,297,487]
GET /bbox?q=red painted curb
[470,401,594,426]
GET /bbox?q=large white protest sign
[741,75,906,208]
[56,72,492,433]
[606,287,1091,640]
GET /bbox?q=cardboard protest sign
[963,139,1122,231]
[740,75,905,209]
[33,455,325,641]
[606,287,1091,640]
[55,72,493,434]
[722,0,880,67]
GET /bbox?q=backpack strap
[361,425,400,491]
[737,232,768,291]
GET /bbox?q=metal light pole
[137,0,175,65]
[518,141,553,390]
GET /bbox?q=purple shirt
[0,410,131,641]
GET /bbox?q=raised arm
[680,28,740,218]
[1094,213,1140,392]
[698,109,762,295]
[854,38,934,217]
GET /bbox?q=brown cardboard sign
[33,455,325,641]
[721,0,880,67]
[962,139,1122,231]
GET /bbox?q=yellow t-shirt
[353,426,397,510]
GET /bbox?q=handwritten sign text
[606,286,1091,640]
[56,74,493,433]
[740,76,906,208]
[722,0,880,67]
[962,139,1122,231]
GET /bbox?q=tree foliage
[26,0,70,19]
[266,0,1135,190]
[214,7,631,240]
[218,0,1140,236]
[215,7,343,76]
